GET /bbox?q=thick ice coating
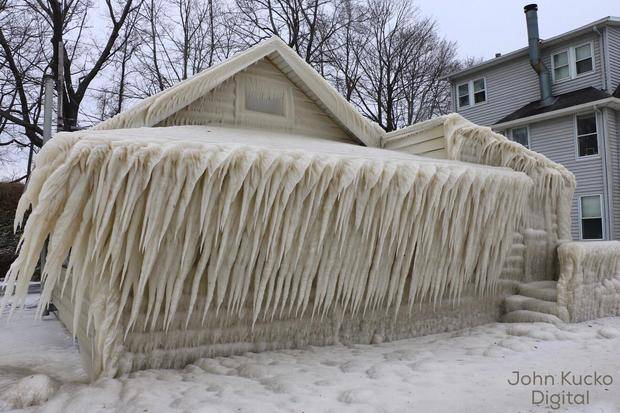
[3,126,532,374]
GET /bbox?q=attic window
[245,89,285,116]
[235,74,294,127]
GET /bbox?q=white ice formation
[558,241,620,322]
[1,37,578,379]
[2,122,536,376]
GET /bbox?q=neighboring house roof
[93,37,384,147]
[495,87,612,125]
[445,16,620,81]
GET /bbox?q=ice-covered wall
[3,125,532,378]
[557,241,620,322]
[383,114,576,285]
[443,115,575,283]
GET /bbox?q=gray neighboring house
[446,4,620,241]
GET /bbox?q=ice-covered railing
[557,241,620,322]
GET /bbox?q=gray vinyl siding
[452,58,540,126]
[453,33,605,126]
[542,32,604,95]
[608,26,620,91]
[608,108,620,239]
[528,114,607,240]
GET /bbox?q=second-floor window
[551,43,594,83]
[574,44,593,75]
[552,51,570,81]
[576,113,598,158]
[456,78,486,109]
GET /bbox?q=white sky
[2,0,620,180]
[416,0,620,61]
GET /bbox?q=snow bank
[8,312,620,413]
[2,374,59,409]
[2,125,532,377]
[557,241,620,322]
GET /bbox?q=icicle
[3,125,534,378]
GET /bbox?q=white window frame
[578,194,604,240]
[508,125,530,149]
[551,49,571,83]
[573,43,595,76]
[550,42,595,84]
[574,112,600,160]
[456,77,487,110]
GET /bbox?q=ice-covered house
[5,36,616,380]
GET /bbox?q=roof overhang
[444,16,620,81]
[492,97,620,130]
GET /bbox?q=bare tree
[345,0,457,131]
[132,0,228,97]
[0,0,141,149]
[1,0,466,180]
[233,0,348,67]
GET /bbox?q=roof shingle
[495,87,611,125]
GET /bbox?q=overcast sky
[2,0,620,180]
[416,0,620,61]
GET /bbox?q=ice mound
[3,374,59,409]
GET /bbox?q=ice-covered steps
[502,281,569,324]
[504,294,569,321]
[502,310,564,324]
[517,280,558,302]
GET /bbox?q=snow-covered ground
[1,295,620,412]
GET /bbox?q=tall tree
[0,1,141,153]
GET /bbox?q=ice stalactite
[3,126,531,342]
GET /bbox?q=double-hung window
[551,43,594,82]
[574,44,593,75]
[457,83,470,108]
[509,126,529,148]
[580,195,603,240]
[456,78,486,109]
[552,51,570,81]
[576,113,598,158]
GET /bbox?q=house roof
[445,16,620,81]
[93,37,384,147]
[614,84,620,98]
[494,87,612,125]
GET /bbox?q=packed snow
[1,295,619,412]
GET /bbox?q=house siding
[160,57,356,144]
[453,58,540,126]
[528,114,606,240]
[542,32,604,95]
[608,26,620,91]
[453,32,605,126]
[611,109,620,239]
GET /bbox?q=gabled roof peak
[93,36,384,147]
